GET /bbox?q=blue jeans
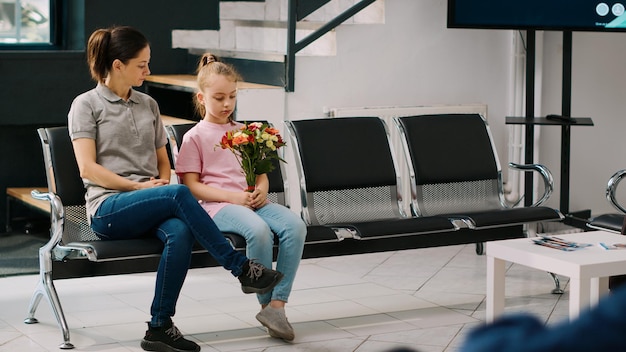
[212,203,306,305]
[90,184,248,327]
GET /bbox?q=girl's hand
[232,191,253,207]
[249,188,267,209]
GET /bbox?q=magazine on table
[531,235,592,251]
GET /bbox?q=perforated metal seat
[395,113,563,231]
[587,169,626,233]
[588,213,624,233]
[286,117,458,242]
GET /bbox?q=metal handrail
[285,0,377,91]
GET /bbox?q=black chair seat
[222,233,247,250]
[588,213,624,233]
[68,238,165,261]
[71,234,249,261]
[304,225,343,243]
[449,207,563,229]
[332,216,457,239]
[225,225,342,250]
[65,220,339,264]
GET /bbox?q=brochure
[531,235,592,251]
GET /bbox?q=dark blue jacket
[461,285,626,351]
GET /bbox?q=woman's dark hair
[86,26,149,83]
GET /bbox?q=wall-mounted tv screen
[448,1,626,32]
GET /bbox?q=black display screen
[448,1,626,31]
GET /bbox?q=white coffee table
[486,231,626,322]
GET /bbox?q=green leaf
[255,159,274,174]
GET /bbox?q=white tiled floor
[0,244,570,352]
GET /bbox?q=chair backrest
[286,116,404,225]
[395,113,504,216]
[166,121,287,206]
[39,127,85,206]
[37,127,99,242]
[165,123,196,170]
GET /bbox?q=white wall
[284,0,626,217]
[539,31,626,216]
[173,0,624,216]
[284,0,516,210]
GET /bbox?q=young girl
[68,27,283,352]
[175,53,307,341]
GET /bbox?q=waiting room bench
[25,125,339,349]
[285,116,563,254]
[26,114,563,349]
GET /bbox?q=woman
[68,26,283,352]
[175,53,307,341]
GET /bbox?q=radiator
[329,104,489,215]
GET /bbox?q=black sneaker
[238,260,284,294]
[140,321,200,352]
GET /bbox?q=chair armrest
[31,189,62,213]
[31,189,69,269]
[607,169,626,214]
[508,162,554,207]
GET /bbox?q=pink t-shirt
[175,120,268,217]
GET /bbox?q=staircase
[171,0,385,91]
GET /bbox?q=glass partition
[0,0,50,44]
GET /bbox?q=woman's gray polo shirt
[68,83,168,221]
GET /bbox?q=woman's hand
[137,177,170,189]
[73,138,169,192]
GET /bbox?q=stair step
[173,1,384,60]
[173,20,337,58]
[187,48,285,63]
[145,74,282,91]
[219,0,384,24]
[171,1,384,88]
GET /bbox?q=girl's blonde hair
[194,53,242,120]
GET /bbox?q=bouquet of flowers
[218,121,286,191]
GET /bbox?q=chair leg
[549,272,564,294]
[475,242,485,255]
[23,282,43,324]
[24,253,74,349]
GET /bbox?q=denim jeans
[90,184,248,327]
[212,203,306,305]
